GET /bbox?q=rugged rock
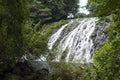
[91,21,109,49]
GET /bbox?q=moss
[41,20,68,37]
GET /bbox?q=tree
[0,0,29,76]
[63,0,79,15]
[30,0,52,24]
[30,0,79,23]
[87,0,120,16]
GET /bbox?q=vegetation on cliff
[84,0,120,80]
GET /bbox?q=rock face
[91,21,110,50]
[48,18,109,63]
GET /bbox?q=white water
[48,18,98,63]
[48,20,73,50]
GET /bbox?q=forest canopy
[30,0,79,24]
[86,0,120,16]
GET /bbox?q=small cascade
[48,18,108,63]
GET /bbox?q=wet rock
[91,21,109,49]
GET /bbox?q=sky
[78,0,89,14]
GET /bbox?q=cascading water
[48,18,109,63]
[48,20,73,50]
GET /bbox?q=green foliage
[45,0,79,20]
[49,62,84,80]
[0,0,29,79]
[85,11,120,80]
[30,0,52,24]
[85,1,120,80]
[63,0,79,15]
[26,32,48,56]
[30,0,79,24]
[0,0,29,62]
[41,20,68,37]
[93,39,120,80]
[87,0,120,16]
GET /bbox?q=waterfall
[48,18,109,63]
